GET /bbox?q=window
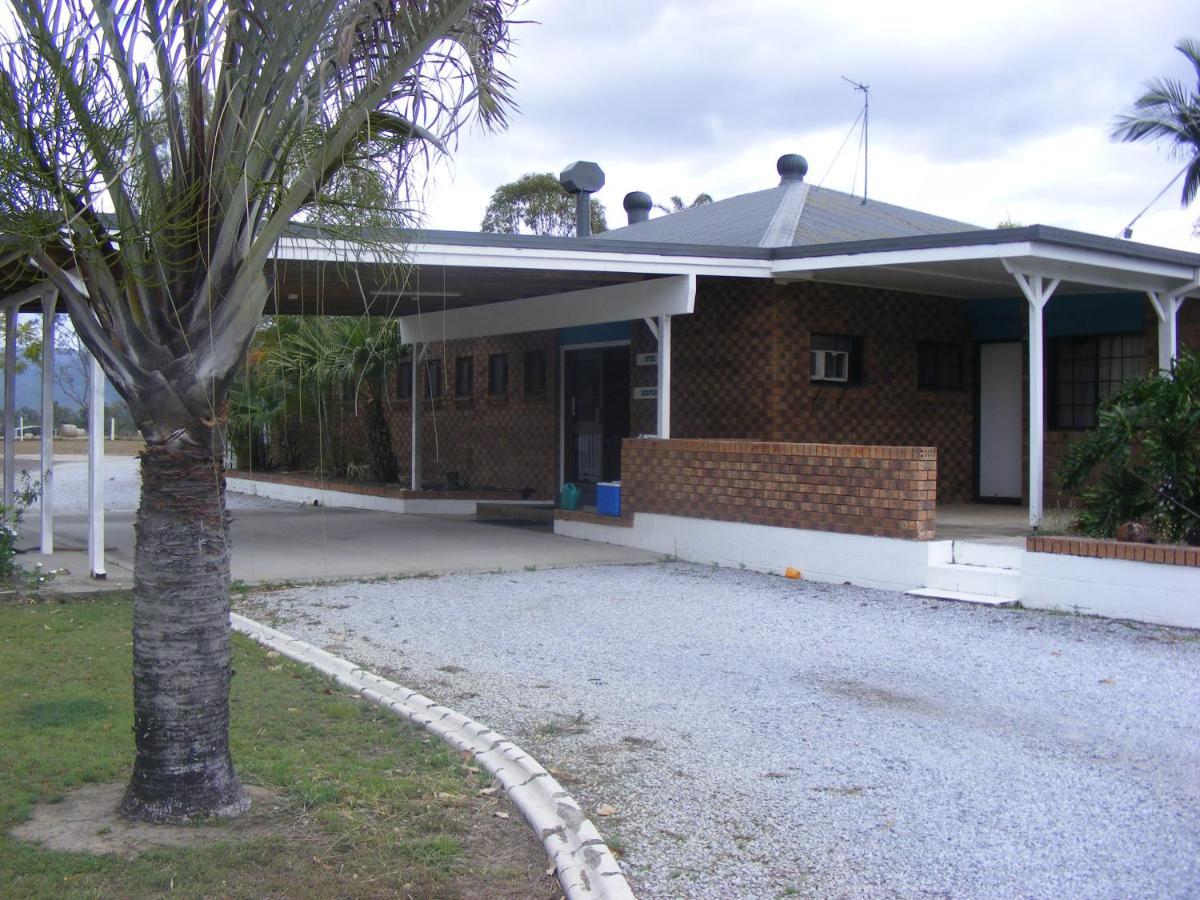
[1052,333,1144,428]
[455,355,474,397]
[424,358,442,399]
[397,360,413,400]
[810,333,863,385]
[524,349,547,396]
[488,353,509,396]
[917,341,962,390]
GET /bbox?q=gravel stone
[242,564,1200,898]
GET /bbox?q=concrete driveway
[14,456,655,588]
[241,563,1200,899]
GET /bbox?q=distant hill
[8,350,123,414]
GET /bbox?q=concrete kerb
[230,613,634,900]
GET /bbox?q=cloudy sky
[417,0,1200,251]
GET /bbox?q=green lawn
[0,595,550,898]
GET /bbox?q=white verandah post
[40,293,56,553]
[3,304,16,512]
[1009,271,1060,530]
[410,342,422,492]
[657,314,672,440]
[1148,278,1197,375]
[87,352,106,578]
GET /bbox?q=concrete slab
[934,503,1075,546]
[18,504,658,592]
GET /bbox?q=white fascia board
[398,274,696,344]
[1004,244,1200,294]
[273,235,770,279]
[774,239,1200,294]
[771,242,1034,277]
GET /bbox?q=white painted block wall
[556,513,1200,630]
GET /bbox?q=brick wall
[388,330,559,497]
[621,437,938,540]
[664,280,975,503]
[279,330,559,498]
[272,281,1196,506]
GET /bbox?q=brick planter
[1027,535,1200,567]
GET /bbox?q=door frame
[558,340,631,489]
[973,338,1024,504]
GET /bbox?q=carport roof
[265,222,1200,317]
[4,222,1200,316]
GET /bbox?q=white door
[978,342,1022,499]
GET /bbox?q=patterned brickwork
[280,331,559,498]
[668,284,784,441]
[620,438,938,540]
[273,282,1197,509]
[665,280,974,502]
[387,330,559,496]
[1028,535,1200,567]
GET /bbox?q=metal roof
[595,182,979,247]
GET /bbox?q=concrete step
[476,503,554,522]
[905,587,1021,608]
[951,540,1023,570]
[925,561,1021,599]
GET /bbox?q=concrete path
[14,456,655,590]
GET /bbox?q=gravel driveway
[241,563,1200,899]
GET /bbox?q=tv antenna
[841,75,870,205]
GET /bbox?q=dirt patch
[10,782,292,858]
[454,793,561,899]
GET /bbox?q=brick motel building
[269,154,1200,534]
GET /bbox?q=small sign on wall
[633,386,659,400]
[636,352,658,367]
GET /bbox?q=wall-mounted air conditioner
[810,349,849,382]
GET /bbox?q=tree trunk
[365,388,398,483]
[120,438,249,823]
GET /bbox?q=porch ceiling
[266,257,656,318]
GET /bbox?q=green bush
[0,477,40,580]
[1059,349,1200,544]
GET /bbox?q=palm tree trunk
[365,390,398,483]
[120,438,249,823]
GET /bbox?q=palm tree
[653,193,714,215]
[1112,37,1200,208]
[0,0,515,823]
[267,316,408,482]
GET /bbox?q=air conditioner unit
[811,349,849,382]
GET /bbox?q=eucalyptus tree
[0,0,516,822]
[1112,38,1200,210]
[480,171,608,235]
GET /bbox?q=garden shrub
[1059,349,1200,545]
